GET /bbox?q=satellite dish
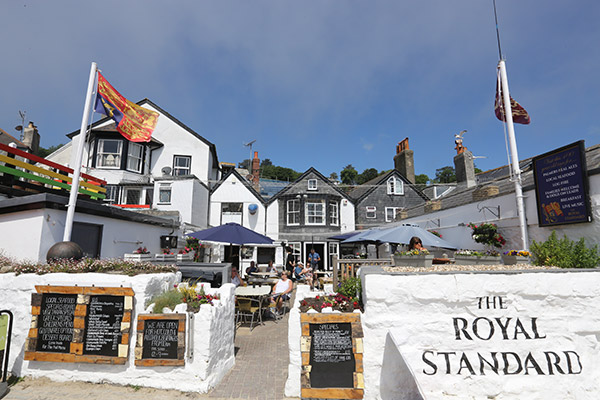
[161,166,172,175]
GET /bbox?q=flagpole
[63,62,98,242]
[498,59,529,251]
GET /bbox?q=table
[235,285,271,297]
[313,271,333,289]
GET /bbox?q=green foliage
[148,290,183,313]
[329,172,339,181]
[336,277,362,301]
[356,168,379,184]
[260,164,301,181]
[468,222,506,248]
[340,164,358,185]
[415,174,430,185]
[9,258,176,276]
[36,144,64,158]
[433,166,456,183]
[530,231,600,269]
[260,158,273,167]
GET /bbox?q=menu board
[142,319,179,359]
[533,140,591,226]
[36,293,77,353]
[309,322,355,388]
[83,295,125,356]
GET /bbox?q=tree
[329,172,339,181]
[238,159,250,169]
[357,168,379,184]
[340,165,358,185]
[35,144,64,158]
[415,174,430,185]
[261,158,273,167]
[260,164,301,181]
[433,166,456,183]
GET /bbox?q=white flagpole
[498,59,529,250]
[63,62,98,242]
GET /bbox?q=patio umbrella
[328,230,366,241]
[343,224,457,249]
[188,222,274,245]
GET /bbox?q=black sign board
[309,322,355,388]
[142,319,179,359]
[36,293,77,353]
[83,295,125,356]
[533,140,592,226]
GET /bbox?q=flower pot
[124,253,152,262]
[155,254,175,261]
[177,253,193,262]
[501,255,530,265]
[393,254,434,268]
[454,255,501,265]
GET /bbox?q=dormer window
[126,143,143,173]
[308,179,318,191]
[96,139,122,168]
[173,155,191,176]
[387,176,404,195]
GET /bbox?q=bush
[148,290,183,313]
[530,231,600,269]
[336,277,362,302]
[8,258,177,276]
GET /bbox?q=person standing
[307,248,321,271]
[285,246,296,275]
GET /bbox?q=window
[308,179,317,191]
[124,188,141,205]
[329,202,339,226]
[385,207,402,222]
[366,206,376,219]
[158,185,171,204]
[96,139,122,168]
[387,176,404,195]
[306,201,325,225]
[222,202,243,224]
[126,143,143,173]
[287,199,300,225]
[288,242,302,261]
[173,155,191,176]
[103,185,120,204]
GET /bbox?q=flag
[494,81,531,125]
[94,72,159,142]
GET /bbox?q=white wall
[154,179,209,228]
[361,270,600,400]
[0,272,235,393]
[340,198,356,233]
[266,202,280,240]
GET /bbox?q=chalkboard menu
[135,314,186,367]
[300,313,364,399]
[25,286,134,364]
[36,293,77,353]
[309,322,355,388]
[533,140,592,227]
[83,295,125,357]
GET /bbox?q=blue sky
[1,1,599,180]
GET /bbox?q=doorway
[305,243,325,271]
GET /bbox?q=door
[72,222,103,258]
[305,243,325,271]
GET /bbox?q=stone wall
[0,272,235,393]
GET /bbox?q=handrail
[332,255,393,288]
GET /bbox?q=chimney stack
[393,137,415,184]
[454,149,476,188]
[250,151,260,188]
[22,122,40,154]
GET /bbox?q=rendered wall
[0,272,235,393]
[361,269,600,400]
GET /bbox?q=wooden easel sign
[135,314,186,367]
[24,286,134,364]
[300,313,364,399]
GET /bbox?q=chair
[235,296,262,330]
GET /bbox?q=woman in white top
[271,270,293,313]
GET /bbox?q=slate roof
[210,169,266,205]
[267,167,352,204]
[0,128,28,149]
[346,170,430,202]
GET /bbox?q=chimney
[393,137,415,184]
[22,122,40,154]
[250,151,260,188]
[454,149,476,188]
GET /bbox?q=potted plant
[393,249,434,268]
[155,248,175,261]
[454,249,501,265]
[468,222,506,248]
[124,246,152,262]
[502,250,531,265]
[177,247,193,261]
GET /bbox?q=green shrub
[336,277,362,302]
[530,231,600,269]
[148,290,183,313]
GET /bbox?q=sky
[1,1,599,181]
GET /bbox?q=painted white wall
[266,202,280,240]
[0,208,179,262]
[361,270,600,400]
[209,173,266,233]
[399,174,600,251]
[340,198,356,233]
[154,179,209,228]
[0,272,235,393]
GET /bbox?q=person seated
[231,266,243,287]
[271,271,293,314]
[293,262,314,289]
[266,260,278,274]
[408,236,428,252]
[245,261,258,276]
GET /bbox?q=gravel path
[383,263,560,273]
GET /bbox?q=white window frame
[288,242,302,260]
[124,188,142,205]
[158,185,172,204]
[308,179,318,191]
[287,199,300,225]
[385,207,401,222]
[305,200,326,225]
[126,143,144,173]
[366,206,377,219]
[387,176,404,195]
[96,139,122,169]
[329,202,339,226]
[173,155,191,176]
[103,185,120,204]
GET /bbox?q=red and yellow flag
[494,81,531,125]
[94,72,159,142]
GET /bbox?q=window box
[177,253,194,262]
[393,254,433,268]
[454,255,501,265]
[501,255,530,265]
[124,253,152,262]
[155,254,176,262]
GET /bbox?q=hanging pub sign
[135,314,186,366]
[300,313,364,399]
[24,286,134,364]
[532,140,592,227]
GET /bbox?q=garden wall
[0,272,235,393]
[360,266,600,400]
